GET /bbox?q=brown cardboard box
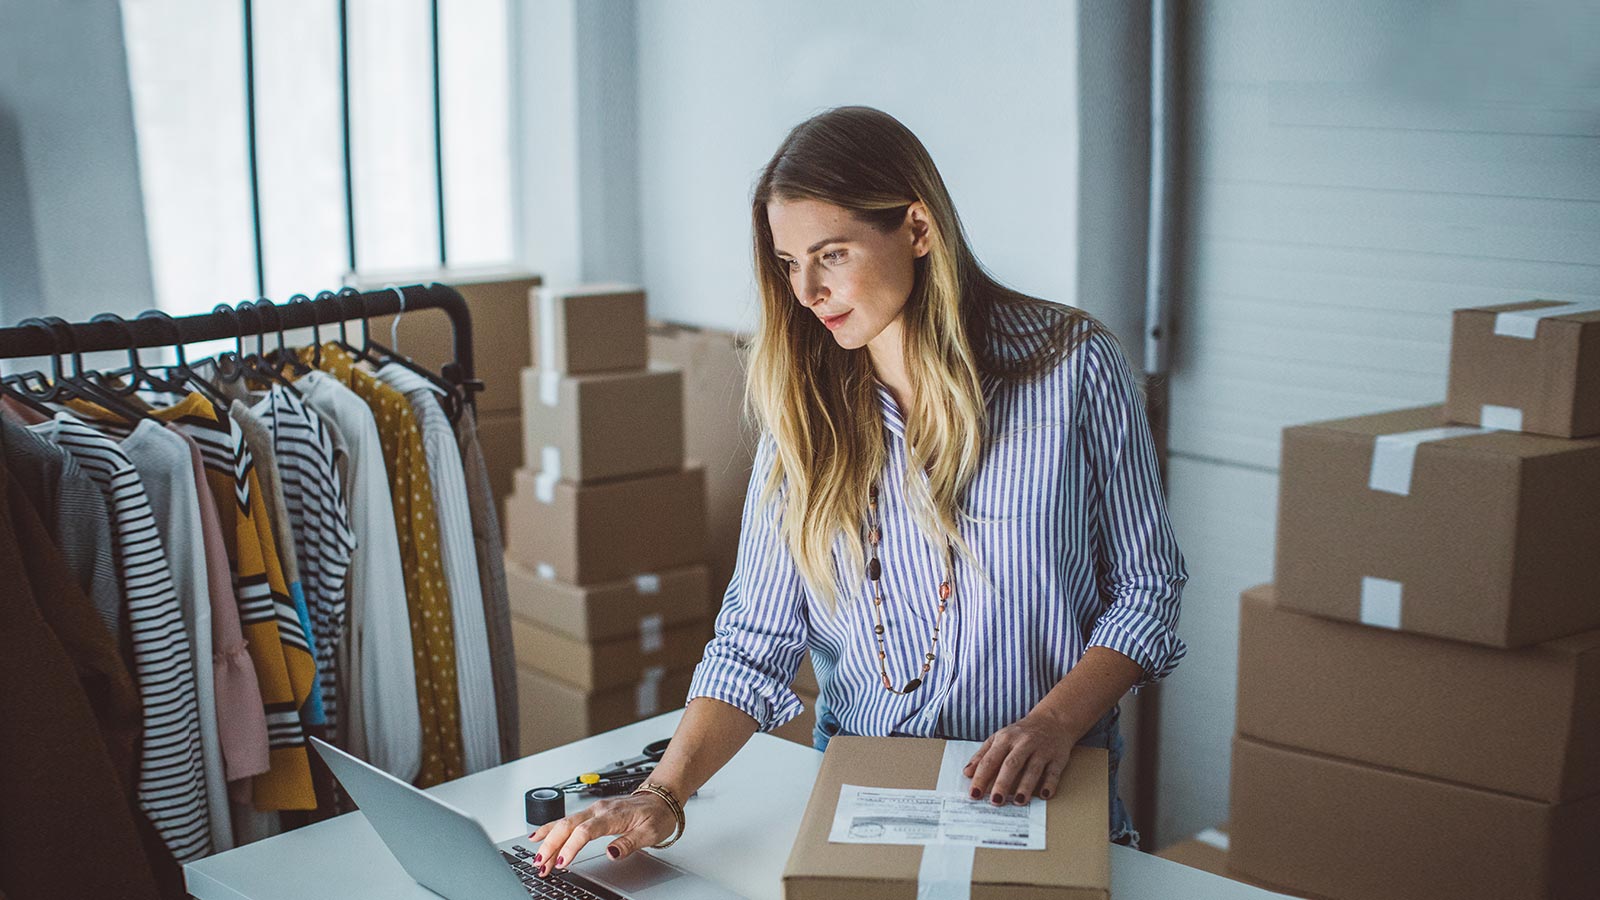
[519,365,684,483]
[1445,300,1600,438]
[1237,584,1600,802]
[504,556,710,642]
[517,665,693,757]
[792,654,819,696]
[1229,736,1600,900]
[783,737,1110,900]
[510,614,711,692]
[353,266,538,414]
[648,322,756,601]
[531,284,649,374]
[1275,405,1600,647]
[477,409,520,514]
[503,465,706,585]
[770,691,818,748]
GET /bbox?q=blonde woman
[529,106,1186,876]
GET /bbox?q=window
[121,0,513,317]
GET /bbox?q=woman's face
[767,197,930,351]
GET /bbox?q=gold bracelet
[632,781,685,849]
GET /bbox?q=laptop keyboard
[502,845,626,900]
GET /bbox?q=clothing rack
[0,284,477,399]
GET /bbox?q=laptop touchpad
[571,854,688,897]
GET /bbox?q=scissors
[553,738,672,797]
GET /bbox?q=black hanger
[0,319,61,416]
[238,300,304,397]
[87,312,152,399]
[39,315,152,422]
[363,286,467,423]
[333,288,380,366]
[276,295,316,376]
[136,308,232,413]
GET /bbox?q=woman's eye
[822,250,845,263]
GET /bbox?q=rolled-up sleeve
[1075,328,1188,690]
[685,431,809,731]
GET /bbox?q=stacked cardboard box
[1227,300,1600,900]
[505,285,713,755]
[647,321,823,744]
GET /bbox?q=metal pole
[243,0,265,297]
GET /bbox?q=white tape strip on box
[915,740,984,900]
[535,446,561,504]
[639,614,664,654]
[1367,425,1494,496]
[633,573,661,594]
[1360,576,1404,630]
[1479,404,1524,431]
[1195,828,1230,851]
[1492,299,1600,339]
[635,666,666,718]
[537,285,558,371]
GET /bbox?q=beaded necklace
[865,482,953,694]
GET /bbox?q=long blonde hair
[746,106,1103,614]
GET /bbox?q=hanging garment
[455,406,519,765]
[294,368,421,781]
[152,393,317,811]
[376,364,499,773]
[231,400,328,729]
[175,428,271,783]
[251,386,356,734]
[305,345,464,786]
[0,411,122,634]
[22,413,211,861]
[0,459,163,900]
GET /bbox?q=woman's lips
[821,310,851,330]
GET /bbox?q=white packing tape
[534,470,558,504]
[1492,299,1600,339]
[1479,404,1523,431]
[639,614,664,654]
[633,573,661,594]
[1367,425,1492,496]
[915,740,982,900]
[536,563,556,580]
[539,370,561,407]
[1360,576,1403,630]
[635,666,666,717]
[1195,828,1230,851]
[538,285,558,369]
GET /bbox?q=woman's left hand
[963,710,1078,806]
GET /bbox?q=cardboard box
[1237,584,1600,802]
[648,322,756,601]
[1445,300,1600,438]
[1275,405,1600,647]
[1229,736,1600,900]
[504,556,711,643]
[510,614,711,692]
[792,653,819,696]
[476,409,520,514]
[517,665,692,757]
[503,465,706,585]
[531,284,649,375]
[352,266,538,414]
[519,364,684,483]
[770,691,818,748]
[784,736,1110,900]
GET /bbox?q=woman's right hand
[528,790,677,878]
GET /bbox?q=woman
[528,106,1186,877]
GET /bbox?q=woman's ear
[907,201,934,258]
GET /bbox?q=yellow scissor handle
[579,773,601,785]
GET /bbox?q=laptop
[309,737,746,900]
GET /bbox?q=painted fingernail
[555,857,565,867]
[1041,789,1052,799]
[607,846,620,859]
[532,853,542,864]
[1015,793,1026,804]
[991,793,1003,804]
[970,788,981,799]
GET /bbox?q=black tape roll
[525,786,566,826]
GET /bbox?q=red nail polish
[991,793,1002,804]
[1041,790,1052,799]
[532,854,542,864]
[1015,793,1026,804]
[607,846,620,859]
[555,857,564,867]
[970,788,981,799]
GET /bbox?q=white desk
[186,711,1295,900]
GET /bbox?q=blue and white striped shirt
[686,312,1188,741]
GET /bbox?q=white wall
[1156,0,1600,846]
[0,0,153,330]
[630,0,1088,336]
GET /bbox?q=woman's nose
[796,268,826,307]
